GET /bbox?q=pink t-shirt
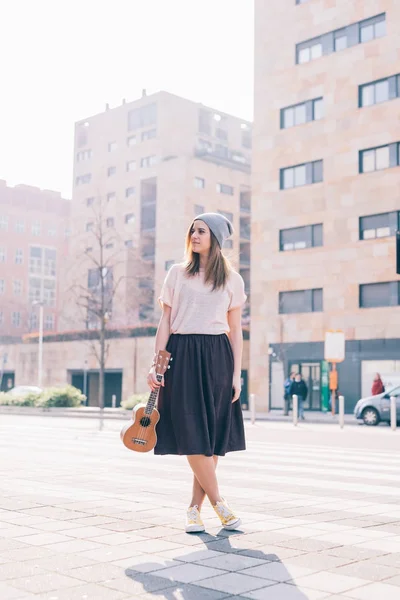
[159,263,247,335]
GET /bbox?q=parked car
[354,385,400,426]
[7,385,42,397]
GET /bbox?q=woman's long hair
[184,222,232,291]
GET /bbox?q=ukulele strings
[136,372,161,443]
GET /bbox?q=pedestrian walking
[283,372,295,415]
[147,213,246,533]
[290,373,308,420]
[371,372,385,396]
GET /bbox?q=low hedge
[0,385,85,408]
[121,393,149,410]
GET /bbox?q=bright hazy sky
[0,0,254,198]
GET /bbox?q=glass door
[289,362,321,411]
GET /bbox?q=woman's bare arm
[227,307,243,402]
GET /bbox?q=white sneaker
[185,505,205,533]
[213,498,241,530]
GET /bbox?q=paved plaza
[1,415,400,599]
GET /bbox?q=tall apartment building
[0,180,70,341]
[252,1,400,413]
[65,91,251,331]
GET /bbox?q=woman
[371,373,385,396]
[147,212,246,533]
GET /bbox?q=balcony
[240,223,251,241]
[194,145,251,173]
[240,191,251,214]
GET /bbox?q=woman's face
[190,220,211,254]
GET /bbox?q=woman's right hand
[147,366,165,392]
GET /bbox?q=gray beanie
[194,212,234,248]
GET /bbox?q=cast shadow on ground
[123,529,310,599]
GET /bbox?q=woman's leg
[187,455,221,506]
[189,456,218,507]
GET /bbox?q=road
[0,415,399,599]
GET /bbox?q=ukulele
[120,350,172,452]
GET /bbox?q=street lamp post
[33,301,44,388]
[268,346,274,411]
[83,359,88,405]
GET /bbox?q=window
[217,183,234,195]
[280,224,323,251]
[86,222,93,232]
[359,143,400,173]
[141,129,156,141]
[198,139,212,153]
[107,166,116,177]
[165,260,175,271]
[0,248,5,263]
[29,312,38,331]
[127,135,137,147]
[0,280,4,294]
[48,227,57,237]
[107,192,116,202]
[15,220,24,233]
[296,13,386,64]
[141,156,157,168]
[296,0,311,3]
[215,128,228,141]
[86,247,93,253]
[12,312,21,327]
[218,210,233,222]
[76,174,91,185]
[44,315,54,331]
[44,249,56,277]
[13,280,22,296]
[126,187,135,197]
[125,240,133,248]
[360,282,399,308]
[359,74,400,107]
[280,160,323,189]
[215,144,229,159]
[32,221,41,236]
[194,204,205,216]
[108,142,117,152]
[194,177,205,189]
[76,149,92,161]
[242,131,252,149]
[105,242,114,249]
[128,103,157,131]
[29,247,42,274]
[15,249,23,264]
[126,160,136,172]
[29,277,41,303]
[0,312,3,325]
[360,212,399,240]
[281,97,323,129]
[106,217,114,228]
[86,197,95,206]
[43,279,56,307]
[125,213,135,224]
[0,216,8,230]
[279,289,323,314]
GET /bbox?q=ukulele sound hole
[139,416,151,428]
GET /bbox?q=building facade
[252,1,400,413]
[63,91,252,332]
[0,180,70,344]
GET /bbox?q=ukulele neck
[145,373,163,415]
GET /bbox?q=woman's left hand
[232,376,241,403]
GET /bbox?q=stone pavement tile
[0,526,44,539]
[15,532,73,546]
[66,515,119,527]
[206,538,262,554]
[120,554,180,573]
[24,553,97,573]
[199,554,268,572]
[313,533,370,546]
[243,562,316,583]
[78,543,144,563]
[293,572,369,594]
[43,539,105,554]
[0,499,40,511]
[132,526,182,539]
[63,562,126,583]
[196,572,273,595]
[275,538,339,553]
[150,563,226,584]
[346,582,400,599]
[242,582,328,600]
[382,575,400,586]
[242,532,296,545]
[135,583,230,600]
[36,582,129,599]
[125,538,186,554]
[23,507,90,520]
[272,526,325,539]
[329,559,398,582]
[31,519,86,532]
[326,546,387,561]
[356,539,400,553]
[374,552,400,568]
[0,546,54,563]
[278,551,352,571]
[103,572,175,595]
[0,515,48,527]
[162,532,218,547]
[237,546,305,561]
[0,581,38,600]
[0,562,47,581]
[85,531,147,545]
[157,547,225,562]
[7,572,84,595]
[56,525,116,539]
[0,539,30,554]
[95,520,155,532]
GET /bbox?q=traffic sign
[324,330,345,363]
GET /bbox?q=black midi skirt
[154,334,246,457]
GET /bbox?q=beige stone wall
[252,0,400,409]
